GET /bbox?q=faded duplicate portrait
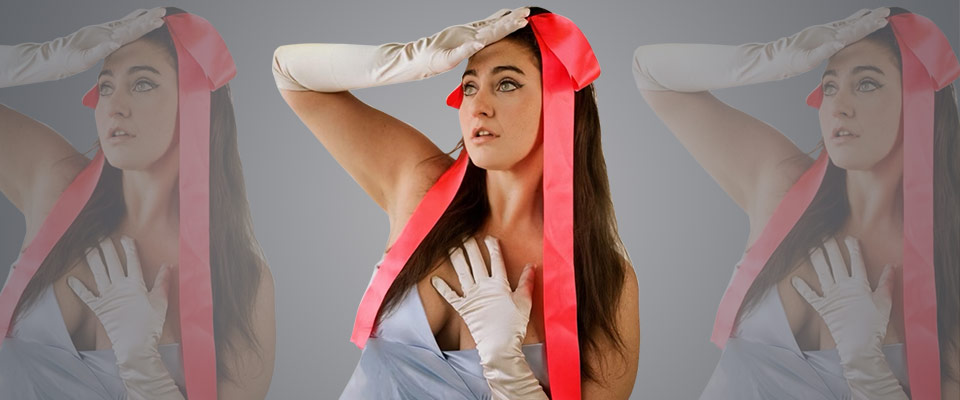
[0,6,275,400]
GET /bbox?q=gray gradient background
[1,0,956,398]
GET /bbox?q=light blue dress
[700,258,909,400]
[341,262,550,399]
[0,259,185,399]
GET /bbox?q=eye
[462,82,478,96]
[821,82,838,96]
[857,79,881,92]
[98,82,114,96]
[498,80,521,92]
[133,79,157,92]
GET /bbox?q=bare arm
[278,90,451,221]
[582,262,640,399]
[216,264,276,400]
[0,104,87,239]
[638,90,811,221]
[632,9,888,232]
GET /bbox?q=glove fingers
[431,276,462,309]
[513,264,536,314]
[449,245,475,292]
[120,236,144,283]
[148,264,172,313]
[68,276,98,306]
[470,8,512,29]
[463,237,489,280]
[98,238,126,281]
[109,9,166,47]
[474,8,528,45]
[834,8,889,46]
[85,246,112,290]
[822,237,847,281]
[873,264,896,313]
[809,246,834,291]
[484,236,508,280]
[791,276,822,308]
[844,236,868,281]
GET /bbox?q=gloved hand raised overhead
[632,7,889,92]
[272,8,530,92]
[0,8,165,88]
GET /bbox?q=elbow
[271,46,307,92]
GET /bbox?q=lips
[105,127,136,143]
[830,127,859,145]
[471,126,499,144]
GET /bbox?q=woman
[0,8,275,399]
[273,7,639,399]
[633,7,958,399]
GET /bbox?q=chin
[103,152,151,171]
[827,152,881,171]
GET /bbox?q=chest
[417,234,545,351]
[55,236,181,351]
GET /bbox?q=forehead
[101,39,175,75]
[826,39,900,75]
[465,40,539,75]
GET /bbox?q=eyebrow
[822,65,886,79]
[98,65,162,79]
[462,65,526,79]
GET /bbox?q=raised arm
[272,8,528,224]
[632,8,888,225]
[0,9,165,234]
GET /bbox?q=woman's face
[94,38,179,171]
[459,39,542,171]
[819,38,902,171]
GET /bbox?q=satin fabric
[702,259,908,400]
[342,262,548,399]
[0,272,185,399]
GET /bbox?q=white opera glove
[431,236,547,400]
[272,7,529,92]
[791,237,907,400]
[68,237,183,400]
[632,7,889,92]
[0,8,165,88]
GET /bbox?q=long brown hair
[738,7,960,383]
[12,8,266,382]
[376,7,631,382]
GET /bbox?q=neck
[483,145,544,232]
[843,149,903,236]
[118,150,180,237]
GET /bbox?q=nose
[469,88,494,118]
[830,88,855,119]
[103,89,132,119]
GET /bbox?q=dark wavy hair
[738,7,960,383]
[375,7,631,383]
[12,7,267,383]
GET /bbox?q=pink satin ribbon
[350,13,599,400]
[0,13,235,400]
[711,13,959,400]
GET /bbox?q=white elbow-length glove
[431,236,548,400]
[272,7,529,92]
[791,237,907,400]
[0,8,165,88]
[632,7,889,92]
[68,237,184,400]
